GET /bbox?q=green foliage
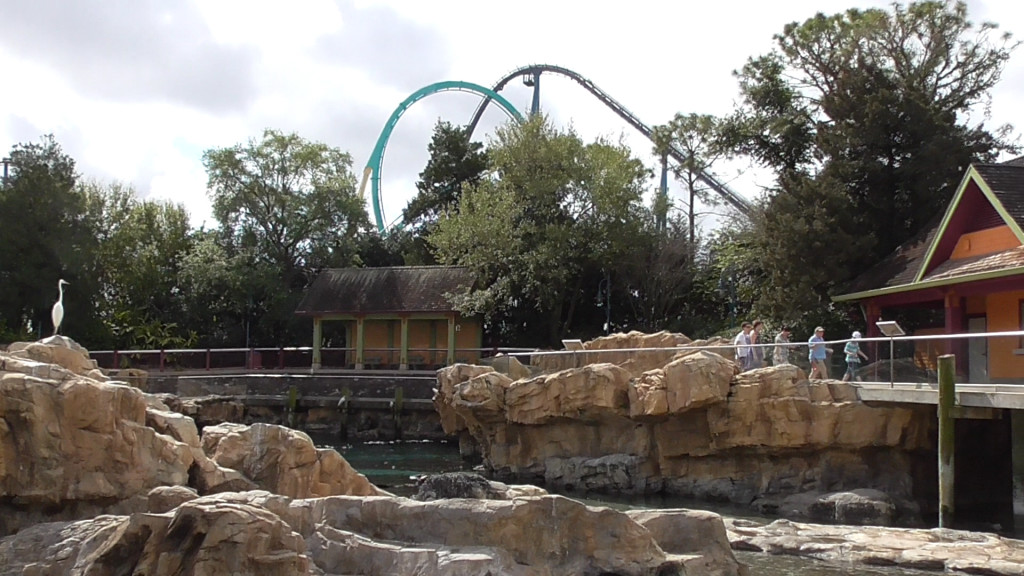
[203,128,368,284]
[722,0,1019,323]
[202,129,369,346]
[0,135,103,341]
[429,115,651,345]
[405,120,489,230]
[80,180,195,348]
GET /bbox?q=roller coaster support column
[531,72,541,116]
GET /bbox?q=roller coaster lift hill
[357,65,752,234]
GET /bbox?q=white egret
[51,279,69,335]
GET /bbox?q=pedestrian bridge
[854,382,1024,411]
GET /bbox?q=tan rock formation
[505,362,631,425]
[726,518,1024,576]
[433,363,496,434]
[201,422,385,498]
[630,350,737,418]
[529,330,692,375]
[0,499,309,576]
[443,345,935,516]
[628,508,747,576]
[303,494,687,576]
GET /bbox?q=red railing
[89,346,531,372]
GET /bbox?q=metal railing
[89,346,535,373]
[494,330,1024,389]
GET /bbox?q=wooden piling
[938,353,955,528]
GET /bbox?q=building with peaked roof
[295,266,481,370]
[833,158,1024,383]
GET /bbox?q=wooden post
[399,316,409,370]
[447,315,456,366]
[938,353,956,528]
[311,318,322,371]
[355,317,365,370]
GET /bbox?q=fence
[495,330,1024,387]
[89,346,534,372]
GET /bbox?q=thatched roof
[295,266,475,316]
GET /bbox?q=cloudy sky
[1,0,1022,231]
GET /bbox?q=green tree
[203,129,367,287]
[405,120,489,229]
[202,129,369,345]
[723,0,1018,320]
[0,135,103,342]
[80,180,195,349]
[428,116,650,346]
[652,113,730,248]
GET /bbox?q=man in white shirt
[733,322,753,371]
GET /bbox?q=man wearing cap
[843,331,869,382]
[808,326,829,379]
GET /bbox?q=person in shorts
[808,326,829,379]
[843,331,869,382]
[773,326,793,365]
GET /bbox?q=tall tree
[404,120,489,229]
[723,0,1018,319]
[202,129,368,345]
[80,180,195,349]
[0,135,101,342]
[428,116,650,346]
[652,113,729,247]
[203,129,367,287]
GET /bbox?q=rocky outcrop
[0,337,382,534]
[0,498,310,576]
[0,489,737,576]
[0,336,748,576]
[436,335,935,521]
[726,517,1024,575]
[628,509,747,576]
[201,422,385,499]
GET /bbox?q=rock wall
[0,336,746,576]
[436,333,936,521]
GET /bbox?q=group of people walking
[733,322,868,381]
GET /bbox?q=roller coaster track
[359,81,523,233]
[467,64,753,216]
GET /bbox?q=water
[324,439,939,576]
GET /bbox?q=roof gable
[834,161,1024,302]
[915,166,1024,280]
[295,266,475,316]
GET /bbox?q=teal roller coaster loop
[359,81,524,234]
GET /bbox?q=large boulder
[0,355,193,516]
[630,350,737,418]
[433,363,496,434]
[201,422,385,499]
[505,362,631,425]
[628,508,747,576]
[0,498,309,576]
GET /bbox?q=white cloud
[1,0,1022,233]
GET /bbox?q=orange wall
[357,317,482,364]
[950,225,1020,260]
[986,290,1024,379]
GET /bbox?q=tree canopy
[722,0,1018,324]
